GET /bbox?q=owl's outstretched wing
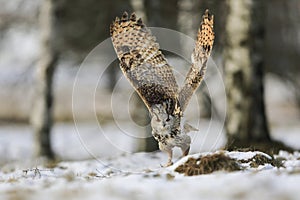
[179,9,214,112]
[110,12,179,115]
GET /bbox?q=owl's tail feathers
[179,9,214,112]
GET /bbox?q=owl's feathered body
[110,10,214,166]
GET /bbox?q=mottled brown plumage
[110,10,214,166]
[110,12,179,116]
[179,9,214,111]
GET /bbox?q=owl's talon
[160,161,173,168]
[182,146,190,157]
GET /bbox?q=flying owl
[110,10,214,166]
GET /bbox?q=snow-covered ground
[0,149,300,200]
[0,121,300,200]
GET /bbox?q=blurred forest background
[0,0,300,161]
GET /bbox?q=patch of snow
[1,151,300,200]
[226,151,272,160]
[276,151,300,171]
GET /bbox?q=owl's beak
[152,112,161,122]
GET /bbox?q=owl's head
[150,104,181,138]
[150,104,198,138]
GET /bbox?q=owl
[110,10,214,166]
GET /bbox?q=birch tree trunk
[31,0,57,159]
[224,0,270,148]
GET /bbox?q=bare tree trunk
[134,93,159,152]
[135,95,158,152]
[224,0,296,154]
[144,0,181,56]
[104,0,133,92]
[31,0,57,159]
[144,0,179,29]
[224,0,270,147]
[248,0,270,141]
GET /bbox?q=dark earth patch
[175,152,241,176]
[175,151,286,176]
